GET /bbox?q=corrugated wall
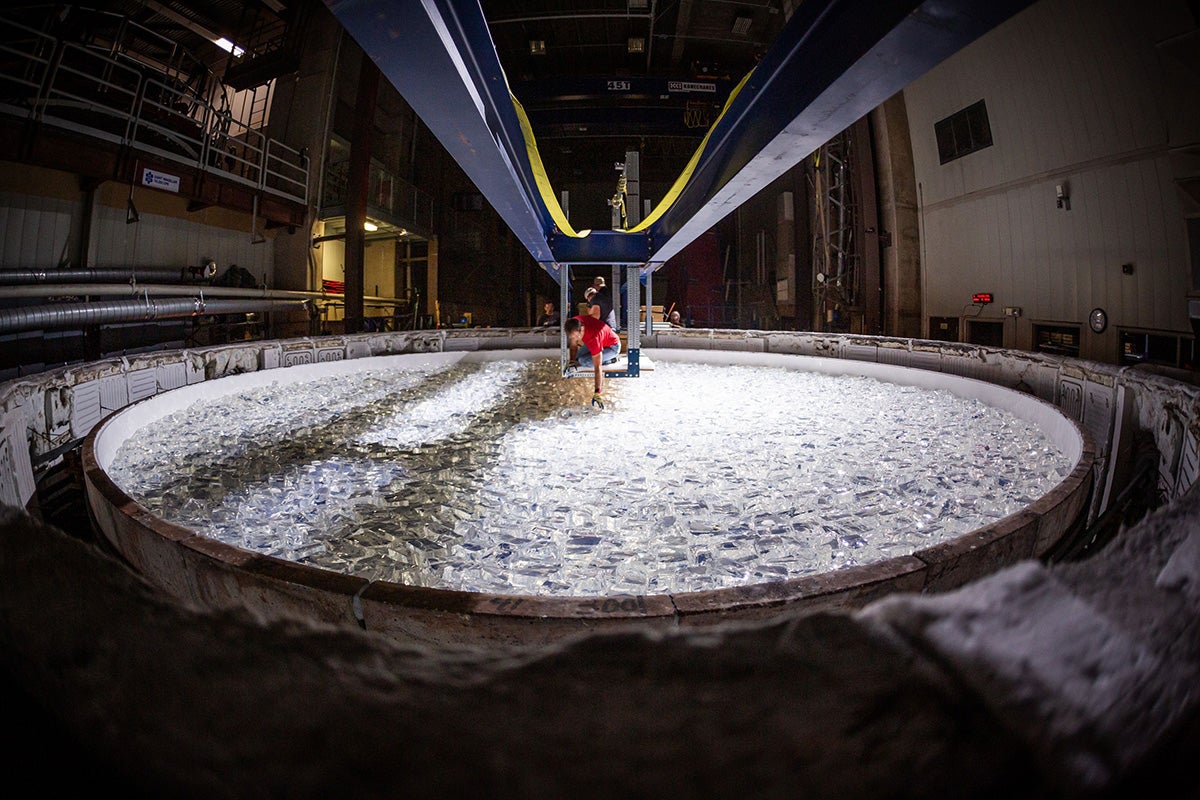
[0,190,77,269]
[90,205,274,281]
[903,0,1194,359]
[0,183,274,280]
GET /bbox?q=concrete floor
[1,480,1198,798]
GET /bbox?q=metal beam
[326,0,560,277]
[327,0,1033,274]
[641,0,1035,268]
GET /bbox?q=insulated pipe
[0,268,203,285]
[0,283,405,304]
[0,297,309,334]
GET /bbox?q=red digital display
[972,293,993,304]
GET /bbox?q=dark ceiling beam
[488,12,652,25]
[140,0,226,42]
[645,0,656,71]
[669,0,695,70]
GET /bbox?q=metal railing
[321,159,435,233]
[0,16,309,205]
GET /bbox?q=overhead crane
[326,0,1035,379]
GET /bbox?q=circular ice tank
[83,343,1094,646]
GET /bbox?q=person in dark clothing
[536,302,559,327]
[616,272,648,331]
[588,276,616,330]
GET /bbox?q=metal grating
[156,363,187,392]
[1177,431,1199,497]
[70,380,103,439]
[1057,378,1084,422]
[98,374,129,412]
[906,350,941,372]
[843,343,877,362]
[316,347,345,362]
[1081,381,1116,457]
[127,368,158,403]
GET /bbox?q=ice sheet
[108,358,1073,596]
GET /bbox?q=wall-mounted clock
[1089,307,1108,334]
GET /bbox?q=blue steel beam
[326,0,1034,273]
[640,0,1035,269]
[325,0,563,278]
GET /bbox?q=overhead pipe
[0,283,407,305]
[0,267,213,285]
[0,297,310,334]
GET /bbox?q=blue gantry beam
[326,0,563,276]
[325,0,1034,278]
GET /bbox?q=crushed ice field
[108,357,1073,597]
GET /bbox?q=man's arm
[590,351,605,408]
[591,351,603,393]
[588,303,601,320]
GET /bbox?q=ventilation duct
[0,297,308,334]
[0,283,407,305]
[0,268,212,285]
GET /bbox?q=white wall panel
[90,206,274,281]
[126,368,157,403]
[70,380,103,439]
[906,0,1193,344]
[0,191,80,269]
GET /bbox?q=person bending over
[564,315,620,408]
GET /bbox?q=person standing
[588,276,616,330]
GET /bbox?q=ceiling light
[529,39,546,55]
[732,15,752,35]
[363,220,378,232]
[213,37,244,57]
[627,37,645,53]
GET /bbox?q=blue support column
[624,264,640,378]
[643,269,653,338]
[559,263,571,376]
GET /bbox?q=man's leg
[601,342,621,364]
[576,343,594,367]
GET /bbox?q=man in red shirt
[564,314,621,407]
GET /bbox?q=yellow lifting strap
[509,67,756,240]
